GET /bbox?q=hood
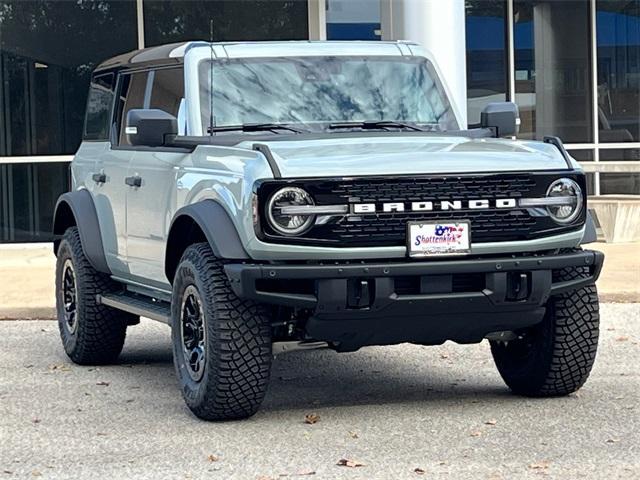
[237,135,573,178]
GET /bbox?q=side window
[117,71,148,146]
[83,73,115,141]
[149,68,185,118]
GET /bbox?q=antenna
[208,18,215,136]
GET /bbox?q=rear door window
[84,73,115,141]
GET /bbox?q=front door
[124,67,186,288]
[125,150,185,289]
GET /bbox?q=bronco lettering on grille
[352,198,517,214]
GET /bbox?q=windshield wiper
[208,123,306,134]
[328,121,432,132]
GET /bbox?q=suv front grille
[257,172,586,247]
[327,175,536,202]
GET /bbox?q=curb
[0,307,56,321]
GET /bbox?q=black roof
[95,41,196,73]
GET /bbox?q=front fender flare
[52,190,111,274]
[165,200,249,282]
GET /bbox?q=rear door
[93,71,147,278]
[125,67,187,288]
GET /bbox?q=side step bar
[97,292,171,324]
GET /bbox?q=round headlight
[266,187,315,236]
[546,178,583,224]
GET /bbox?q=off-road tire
[55,227,135,365]
[490,264,600,396]
[171,243,272,421]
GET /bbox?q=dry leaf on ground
[414,467,426,475]
[207,454,219,462]
[96,381,110,386]
[337,458,365,468]
[304,414,320,424]
[485,419,497,425]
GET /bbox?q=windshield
[198,56,458,133]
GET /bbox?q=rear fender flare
[52,190,111,274]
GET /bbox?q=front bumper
[225,249,604,350]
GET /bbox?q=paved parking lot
[1,304,638,479]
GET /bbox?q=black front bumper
[225,250,604,350]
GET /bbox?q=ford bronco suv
[53,41,604,421]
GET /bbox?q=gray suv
[53,41,604,420]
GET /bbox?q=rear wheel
[171,243,272,421]
[490,265,600,396]
[55,227,136,365]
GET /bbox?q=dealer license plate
[407,221,471,257]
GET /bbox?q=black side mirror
[481,102,520,138]
[125,109,177,147]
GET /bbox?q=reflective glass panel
[0,162,69,242]
[466,0,508,125]
[0,0,137,155]
[597,0,640,143]
[143,0,308,46]
[514,0,594,142]
[601,173,640,194]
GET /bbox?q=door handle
[91,172,106,184]
[125,175,142,188]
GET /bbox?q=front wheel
[490,266,600,397]
[171,243,273,421]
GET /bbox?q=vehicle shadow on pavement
[261,350,512,413]
[114,334,515,415]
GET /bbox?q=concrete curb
[0,307,56,321]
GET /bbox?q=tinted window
[0,0,137,155]
[514,0,594,142]
[84,73,115,141]
[117,72,148,145]
[149,68,184,116]
[466,1,508,125]
[142,0,308,46]
[597,0,640,143]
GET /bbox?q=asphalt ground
[1,304,638,480]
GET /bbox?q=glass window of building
[326,0,381,40]
[0,0,138,156]
[0,162,69,242]
[601,173,640,194]
[465,0,508,125]
[142,0,308,46]
[597,0,640,143]
[514,0,594,143]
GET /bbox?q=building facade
[1,0,638,243]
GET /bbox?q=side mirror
[125,109,177,147]
[481,102,520,138]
